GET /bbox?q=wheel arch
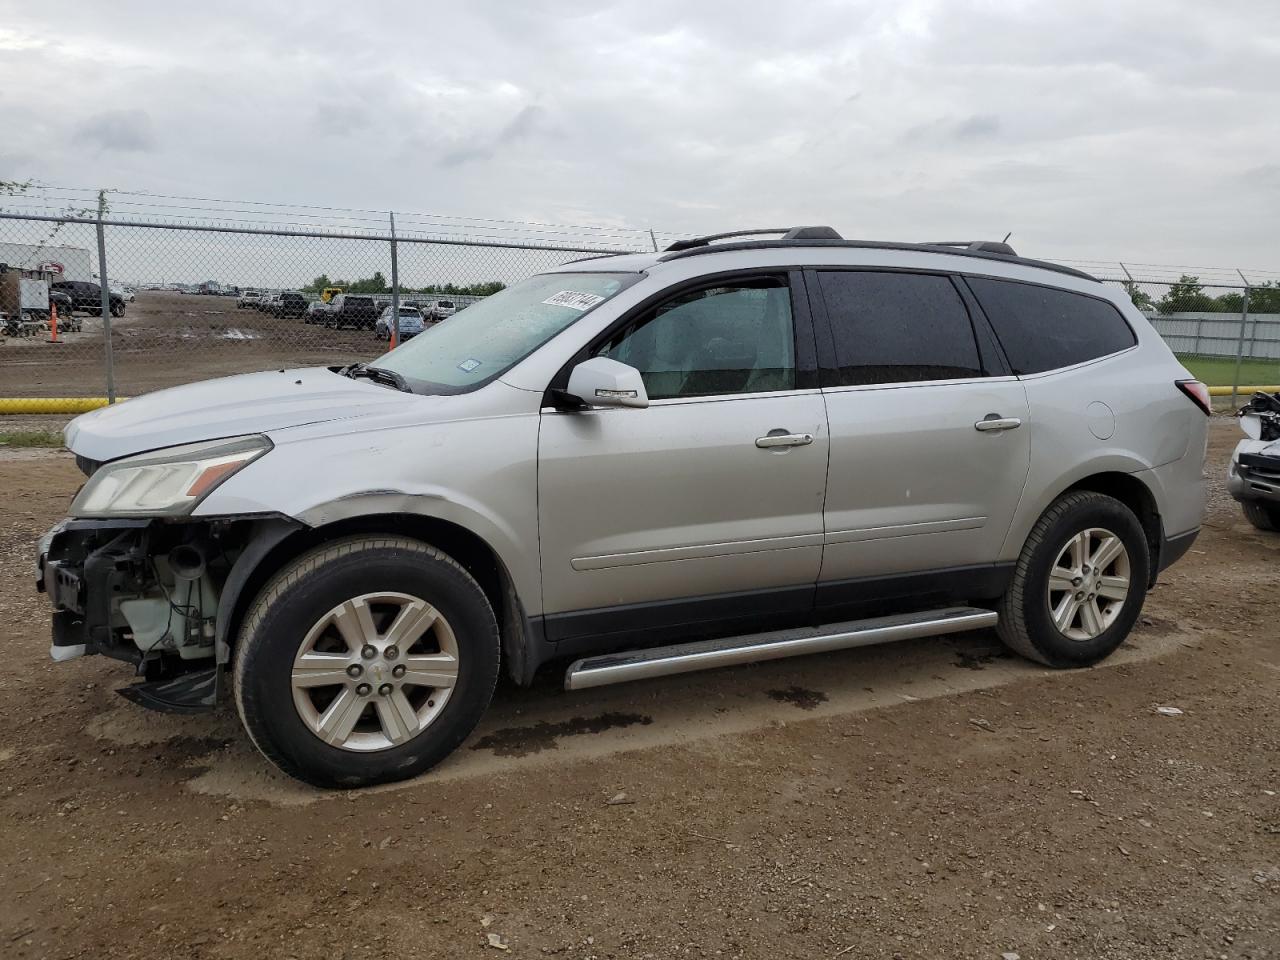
[218,513,545,687]
[1009,470,1163,587]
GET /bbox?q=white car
[427,299,456,320]
[374,305,427,341]
[237,290,263,309]
[110,284,136,303]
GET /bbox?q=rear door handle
[974,415,1022,432]
[755,432,814,449]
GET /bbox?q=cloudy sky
[1,0,1278,271]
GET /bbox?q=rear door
[811,268,1031,611]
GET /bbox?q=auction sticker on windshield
[542,290,606,311]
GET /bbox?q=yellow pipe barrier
[0,397,125,414]
[1208,385,1280,397]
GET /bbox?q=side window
[818,271,983,386]
[967,278,1137,375]
[596,277,796,400]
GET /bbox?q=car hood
[65,367,422,463]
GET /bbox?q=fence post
[389,211,400,351]
[95,191,117,403]
[1230,282,1250,409]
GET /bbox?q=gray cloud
[954,114,1000,140]
[0,0,1277,267]
[73,110,157,153]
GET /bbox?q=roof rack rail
[927,240,1018,256]
[665,225,843,252]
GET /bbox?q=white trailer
[0,241,94,282]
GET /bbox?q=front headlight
[70,435,272,518]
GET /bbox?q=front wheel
[1242,501,1280,532]
[997,491,1149,668]
[233,536,500,787]
[110,302,125,317]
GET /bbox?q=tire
[1242,501,1280,532]
[997,491,1150,668]
[234,536,500,788]
[111,302,125,317]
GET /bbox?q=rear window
[818,271,983,386]
[967,278,1136,375]
[437,300,454,308]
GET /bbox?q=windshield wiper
[342,362,413,393]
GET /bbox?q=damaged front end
[38,518,253,712]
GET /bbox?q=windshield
[377,271,641,393]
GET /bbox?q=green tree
[1121,280,1153,311]
[348,271,388,294]
[1156,275,1218,315]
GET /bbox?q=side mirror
[564,357,649,409]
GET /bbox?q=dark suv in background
[270,292,309,319]
[51,281,126,317]
[324,294,379,330]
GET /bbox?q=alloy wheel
[291,592,459,752]
[1046,527,1130,641]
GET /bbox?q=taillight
[1176,379,1212,416]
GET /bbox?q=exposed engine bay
[35,515,298,712]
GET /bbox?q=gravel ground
[0,419,1275,960]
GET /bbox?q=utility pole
[95,190,116,403]
[389,211,400,351]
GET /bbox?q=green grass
[1178,355,1280,387]
[0,430,64,448]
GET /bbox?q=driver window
[597,277,795,400]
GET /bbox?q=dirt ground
[0,420,1275,960]
[2,291,382,398]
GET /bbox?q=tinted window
[967,278,1136,375]
[818,271,982,386]
[596,277,795,400]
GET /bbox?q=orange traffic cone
[47,302,60,343]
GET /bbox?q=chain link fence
[1098,277,1280,401]
[0,208,663,401]
[2,202,1277,404]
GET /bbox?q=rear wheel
[233,536,500,787]
[998,491,1149,668]
[1242,501,1280,532]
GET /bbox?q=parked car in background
[270,292,309,319]
[304,300,331,324]
[110,284,136,303]
[238,290,264,309]
[374,305,426,341]
[1228,391,1280,531]
[36,226,1208,788]
[50,280,125,317]
[260,293,281,314]
[324,293,379,330]
[427,299,456,320]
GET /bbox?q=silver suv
[36,227,1209,787]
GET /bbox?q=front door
[538,274,829,647]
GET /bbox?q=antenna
[1001,232,1011,243]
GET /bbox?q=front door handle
[974,415,1022,432]
[756,432,814,449]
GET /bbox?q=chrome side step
[564,606,998,691]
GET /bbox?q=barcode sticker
[543,290,605,311]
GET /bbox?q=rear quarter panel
[1000,302,1207,558]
